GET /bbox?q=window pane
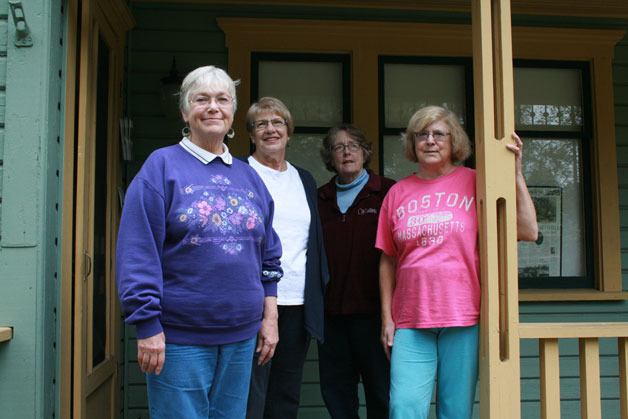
[286,133,330,187]
[258,61,343,127]
[382,134,417,181]
[518,138,586,279]
[384,64,466,128]
[514,68,583,131]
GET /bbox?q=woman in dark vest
[318,124,396,419]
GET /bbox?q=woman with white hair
[116,66,283,419]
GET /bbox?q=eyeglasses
[189,94,233,109]
[253,119,287,131]
[413,130,451,142]
[331,142,361,154]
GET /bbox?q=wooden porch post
[472,1,522,418]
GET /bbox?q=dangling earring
[181,124,190,138]
[226,128,235,139]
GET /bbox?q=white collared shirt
[179,137,233,165]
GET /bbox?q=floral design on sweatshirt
[176,175,263,253]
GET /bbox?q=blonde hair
[246,97,295,136]
[403,105,472,164]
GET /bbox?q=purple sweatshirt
[116,144,282,346]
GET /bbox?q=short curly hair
[179,66,238,115]
[245,97,295,137]
[403,106,472,164]
[320,124,372,173]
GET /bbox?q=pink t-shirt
[375,166,480,329]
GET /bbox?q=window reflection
[519,138,586,279]
[286,134,329,186]
[258,60,345,127]
[383,63,467,128]
[517,104,582,129]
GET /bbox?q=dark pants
[246,305,310,419]
[318,314,390,419]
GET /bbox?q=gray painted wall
[124,3,628,418]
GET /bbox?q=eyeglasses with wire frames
[253,118,288,131]
[413,130,451,142]
[189,94,233,109]
[331,142,362,154]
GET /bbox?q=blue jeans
[390,326,479,419]
[146,337,256,419]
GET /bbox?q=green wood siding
[125,3,628,418]
[127,5,227,165]
[0,0,65,418]
[0,1,6,234]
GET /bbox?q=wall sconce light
[160,57,183,119]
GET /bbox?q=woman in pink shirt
[376,106,537,419]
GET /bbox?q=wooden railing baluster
[619,337,628,419]
[539,338,561,419]
[519,323,628,419]
[579,338,602,419]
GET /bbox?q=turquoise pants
[389,325,479,419]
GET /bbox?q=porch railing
[519,322,628,419]
[0,327,12,343]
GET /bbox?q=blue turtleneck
[335,169,369,214]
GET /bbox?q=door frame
[59,1,134,417]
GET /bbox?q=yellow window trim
[520,289,628,302]
[219,18,625,301]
